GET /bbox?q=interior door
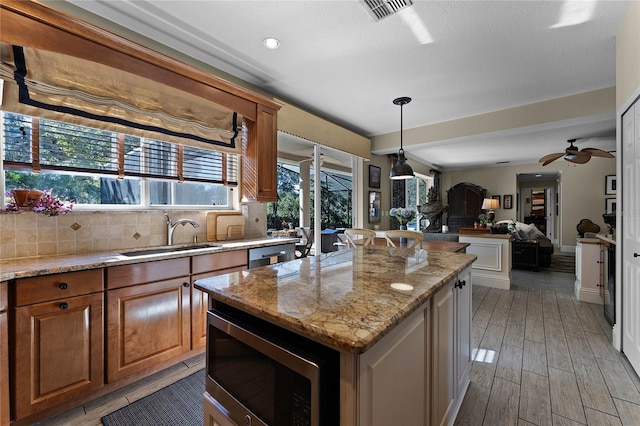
[622,100,640,371]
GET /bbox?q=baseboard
[576,285,604,304]
[560,245,577,254]
[472,272,511,289]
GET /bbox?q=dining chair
[384,230,424,249]
[295,228,314,258]
[344,228,377,248]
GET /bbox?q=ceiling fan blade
[582,148,614,158]
[566,151,591,164]
[539,152,564,164]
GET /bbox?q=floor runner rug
[102,370,204,426]
[545,254,575,274]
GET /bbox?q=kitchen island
[195,245,476,426]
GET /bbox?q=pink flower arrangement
[4,189,74,216]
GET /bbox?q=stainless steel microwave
[206,305,339,426]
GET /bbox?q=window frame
[1,111,238,210]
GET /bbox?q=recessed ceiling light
[263,37,280,49]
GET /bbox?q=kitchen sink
[119,243,223,257]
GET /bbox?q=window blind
[2,112,238,186]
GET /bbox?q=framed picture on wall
[503,194,513,209]
[369,191,381,223]
[606,198,616,213]
[369,165,381,188]
[605,175,616,195]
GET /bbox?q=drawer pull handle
[59,283,68,290]
[183,282,190,288]
[59,302,68,310]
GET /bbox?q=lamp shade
[481,198,500,210]
[389,150,415,180]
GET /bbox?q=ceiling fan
[539,138,614,166]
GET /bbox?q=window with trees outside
[1,112,237,209]
[267,162,352,231]
[406,173,434,230]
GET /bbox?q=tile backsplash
[0,202,267,260]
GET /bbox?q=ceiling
[61,0,628,171]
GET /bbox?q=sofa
[494,220,554,271]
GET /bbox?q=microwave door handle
[261,251,286,258]
[209,312,320,379]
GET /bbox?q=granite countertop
[194,246,476,354]
[597,234,617,245]
[0,237,297,281]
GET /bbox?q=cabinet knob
[460,280,466,287]
[454,280,462,289]
[59,302,68,310]
[635,253,639,258]
[59,282,68,290]
[183,282,190,288]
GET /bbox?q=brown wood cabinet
[7,248,252,422]
[446,182,486,232]
[191,250,248,348]
[242,105,278,202]
[106,259,191,382]
[13,271,104,420]
[0,281,9,426]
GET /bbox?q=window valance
[0,42,242,154]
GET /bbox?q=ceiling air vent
[362,0,413,21]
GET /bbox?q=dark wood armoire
[446,182,486,232]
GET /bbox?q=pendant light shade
[389,97,415,180]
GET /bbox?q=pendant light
[389,96,415,180]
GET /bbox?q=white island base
[340,266,472,426]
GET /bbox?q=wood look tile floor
[34,353,205,426]
[455,268,640,426]
[34,268,640,426]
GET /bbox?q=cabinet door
[191,265,247,349]
[432,280,456,426]
[0,282,8,426]
[242,105,278,202]
[358,306,427,426]
[456,268,472,397]
[14,293,104,419]
[106,277,190,382]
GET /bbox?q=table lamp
[481,198,500,222]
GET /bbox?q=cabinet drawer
[107,257,190,289]
[192,250,247,275]
[15,269,104,307]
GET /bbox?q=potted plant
[478,214,488,228]
[390,207,416,229]
[4,189,74,216]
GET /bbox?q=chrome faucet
[164,212,200,246]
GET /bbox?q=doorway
[517,172,560,244]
